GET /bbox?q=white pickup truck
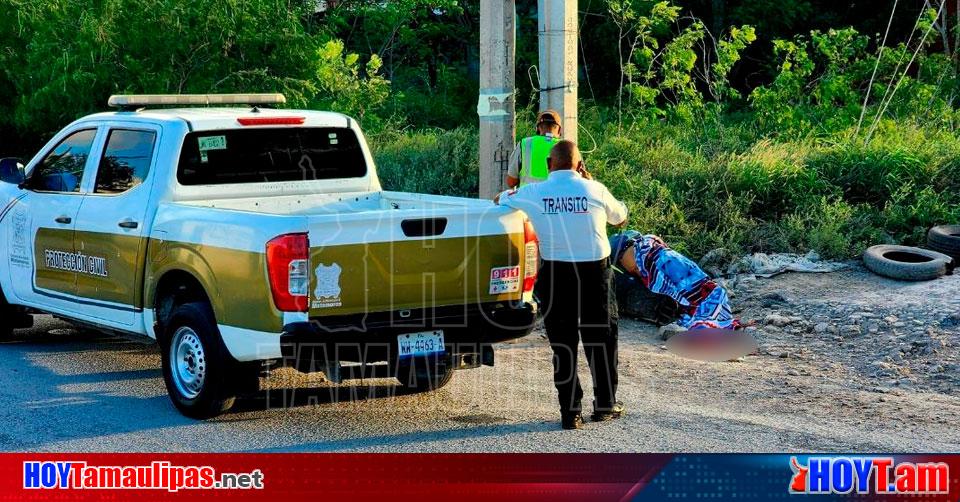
[0,94,538,418]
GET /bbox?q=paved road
[2,306,959,452]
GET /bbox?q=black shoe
[561,412,584,430]
[591,401,625,422]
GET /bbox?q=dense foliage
[1,0,958,260]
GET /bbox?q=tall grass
[370,128,479,198]
[369,114,960,261]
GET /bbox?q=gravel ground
[1,264,958,452]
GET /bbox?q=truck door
[73,127,159,325]
[10,128,99,312]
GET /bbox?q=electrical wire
[866,0,945,142]
[578,119,599,154]
[855,0,899,136]
[867,2,929,134]
[578,0,598,105]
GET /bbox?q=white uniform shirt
[498,170,628,262]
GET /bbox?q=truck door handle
[54,216,72,224]
[118,220,139,229]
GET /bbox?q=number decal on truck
[489,266,521,294]
[197,135,227,151]
[198,136,227,163]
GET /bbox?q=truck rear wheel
[160,302,239,419]
[396,359,454,394]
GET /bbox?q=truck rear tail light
[266,233,309,312]
[523,219,539,293]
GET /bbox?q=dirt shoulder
[599,264,960,451]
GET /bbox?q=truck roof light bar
[107,93,286,110]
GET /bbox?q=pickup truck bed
[185,191,527,316]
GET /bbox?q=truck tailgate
[307,206,526,318]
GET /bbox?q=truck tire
[928,225,960,258]
[0,292,12,338]
[160,302,240,419]
[862,245,954,281]
[396,360,454,394]
[0,287,30,338]
[230,362,263,396]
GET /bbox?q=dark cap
[536,110,561,126]
[609,230,641,265]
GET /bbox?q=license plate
[397,331,445,358]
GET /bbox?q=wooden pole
[478,0,516,199]
[538,0,578,145]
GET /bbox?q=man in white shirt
[495,140,628,430]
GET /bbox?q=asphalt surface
[2,277,959,453]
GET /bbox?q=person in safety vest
[506,110,563,188]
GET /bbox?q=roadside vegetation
[1,0,958,259]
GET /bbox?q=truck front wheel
[0,289,30,338]
[160,302,238,419]
[0,310,11,338]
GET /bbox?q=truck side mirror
[0,158,25,186]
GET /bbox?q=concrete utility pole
[538,0,578,145]
[478,0,516,199]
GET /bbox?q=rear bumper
[279,301,536,371]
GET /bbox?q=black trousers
[536,258,619,414]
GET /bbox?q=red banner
[3,454,959,501]
[1,453,671,501]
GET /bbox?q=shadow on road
[232,383,412,413]
[246,419,557,452]
[0,325,196,449]
[2,320,526,451]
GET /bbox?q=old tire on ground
[862,245,954,281]
[396,359,454,394]
[928,225,960,258]
[160,302,242,419]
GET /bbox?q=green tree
[0,0,392,146]
[323,0,478,128]
[312,40,390,126]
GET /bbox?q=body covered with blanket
[610,231,741,331]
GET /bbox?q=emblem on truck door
[312,262,343,309]
[9,209,30,268]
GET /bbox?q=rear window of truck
[177,127,366,185]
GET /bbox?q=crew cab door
[9,128,99,312]
[73,126,159,325]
